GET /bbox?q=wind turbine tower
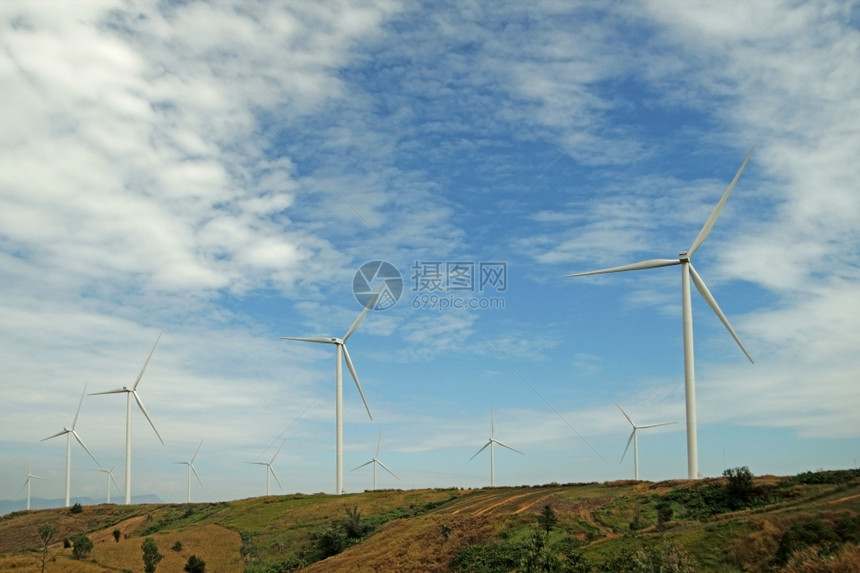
[568,150,755,479]
[247,441,284,496]
[91,333,165,504]
[95,463,120,504]
[23,466,47,511]
[353,430,399,490]
[174,440,203,503]
[281,288,382,495]
[41,384,100,507]
[469,408,523,487]
[614,401,675,481]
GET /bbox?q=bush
[113,529,121,542]
[142,537,164,573]
[173,540,183,551]
[724,466,754,502]
[70,502,83,514]
[70,533,93,559]
[184,555,206,573]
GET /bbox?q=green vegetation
[184,554,206,572]
[69,502,83,514]
[0,470,857,572]
[70,532,92,559]
[141,537,164,573]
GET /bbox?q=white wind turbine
[174,440,203,503]
[247,441,284,496]
[22,466,48,511]
[615,401,675,481]
[41,384,100,507]
[91,333,165,504]
[281,288,383,495]
[94,463,120,504]
[568,149,755,480]
[469,408,523,487]
[352,430,399,491]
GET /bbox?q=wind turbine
[174,440,203,503]
[94,463,120,503]
[41,384,100,507]
[568,149,755,480]
[352,430,399,490]
[469,408,523,487]
[281,287,383,495]
[247,441,284,496]
[615,401,675,481]
[91,332,165,504]
[22,466,48,511]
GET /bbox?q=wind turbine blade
[72,384,87,429]
[41,429,68,441]
[567,259,681,277]
[490,408,495,438]
[191,464,203,486]
[352,460,374,471]
[377,460,399,480]
[469,441,491,460]
[376,431,382,458]
[133,332,162,390]
[344,281,386,341]
[688,147,755,257]
[89,388,128,396]
[638,422,676,430]
[342,345,373,420]
[688,264,754,363]
[72,430,100,465]
[280,336,334,344]
[270,468,283,491]
[614,401,635,427]
[621,430,635,463]
[110,472,120,492]
[132,391,165,444]
[494,440,524,455]
[247,462,267,466]
[191,440,203,463]
[271,440,285,464]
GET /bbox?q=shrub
[70,502,83,514]
[173,540,183,551]
[141,537,164,573]
[70,533,93,559]
[113,529,121,542]
[184,555,206,573]
[724,466,754,502]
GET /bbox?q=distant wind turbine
[281,287,384,495]
[41,384,100,507]
[94,463,120,504]
[469,408,523,487]
[353,430,399,490]
[22,466,47,511]
[91,332,165,504]
[614,401,675,481]
[174,440,203,503]
[568,149,755,480]
[247,441,284,496]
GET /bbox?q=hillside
[1,468,858,572]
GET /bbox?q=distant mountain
[0,494,162,515]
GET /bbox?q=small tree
[537,505,558,538]
[724,466,754,502]
[141,537,164,573]
[112,529,121,543]
[184,554,206,573]
[38,524,56,573]
[172,540,183,551]
[69,502,83,514]
[656,501,674,531]
[70,533,93,560]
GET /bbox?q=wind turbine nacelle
[678,251,690,262]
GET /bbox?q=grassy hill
[1,468,858,572]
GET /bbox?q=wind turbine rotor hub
[678,251,690,262]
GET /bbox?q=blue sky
[2,1,859,507]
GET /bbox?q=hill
[1,468,858,572]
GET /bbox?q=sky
[2,0,859,508]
